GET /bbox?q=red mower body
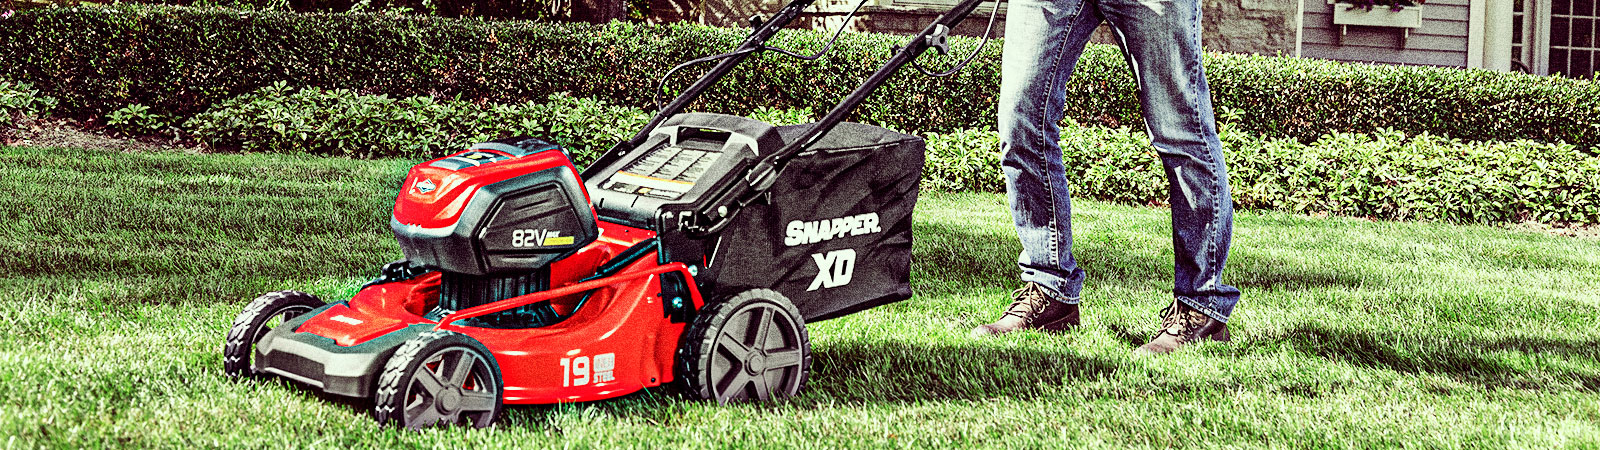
[245,139,709,405]
[287,222,701,404]
[392,145,590,230]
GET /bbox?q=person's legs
[973,0,1105,337]
[997,0,1105,303]
[1095,0,1240,349]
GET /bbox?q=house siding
[1301,0,1474,66]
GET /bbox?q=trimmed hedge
[4,5,1599,150]
[928,124,1600,225]
[183,83,822,159]
[188,86,1600,225]
[185,82,647,160]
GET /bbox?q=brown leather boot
[970,282,1080,337]
[1136,300,1230,354]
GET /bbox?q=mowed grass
[2,145,1598,449]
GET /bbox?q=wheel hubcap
[746,353,767,374]
[708,302,805,403]
[436,389,461,413]
[403,347,496,428]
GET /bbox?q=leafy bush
[1224,128,1600,224]
[106,103,174,136]
[927,122,1600,224]
[186,86,1600,224]
[185,82,647,159]
[921,128,1003,193]
[747,106,817,126]
[0,79,56,121]
[4,5,1598,150]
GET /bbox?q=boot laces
[1002,284,1050,322]
[1158,302,1205,338]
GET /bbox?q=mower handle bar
[769,0,994,164]
[686,0,997,237]
[582,0,819,179]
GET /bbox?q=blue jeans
[997,0,1241,322]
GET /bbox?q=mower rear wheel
[374,331,503,430]
[223,290,325,378]
[678,289,811,404]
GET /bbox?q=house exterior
[649,0,1597,79]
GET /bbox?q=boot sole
[970,317,1080,337]
[1033,315,1081,333]
[1135,325,1231,354]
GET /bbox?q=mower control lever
[926,24,951,55]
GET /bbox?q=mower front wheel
[373,330,504,430]
[677,289,811,404]
[223,290,325,378]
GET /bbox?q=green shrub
[1008,123,1599,224]
[185,82,647,159]
[1222,128,1600,224]
[185,86,1599,224]
[921,128,1003,193]
[5,5,1597,150]
[747,106,817,126]
[923,123,1600,224]
[106,103,174,136]
[0,79,57,121]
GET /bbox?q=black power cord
[653,47,761,112]
[763,0,871,60]
[653,0,873,112]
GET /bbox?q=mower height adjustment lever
[360,260,430,289]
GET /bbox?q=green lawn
[2,145,1598,449]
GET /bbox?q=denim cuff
[1038,284,1080,305]
[1175,295,1228,324]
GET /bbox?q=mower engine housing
[390,137,599,277]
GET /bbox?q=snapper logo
[412,178,437,195]
[784,213,882,247]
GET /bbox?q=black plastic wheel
[373,330,503,430]
[223,290,325,378]
[677,289,811,404]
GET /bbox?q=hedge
[4,5,1599,150]
[923,124,1600,225]
[184,82,646,161]
[186,85,1600,225]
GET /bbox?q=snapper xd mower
[222,0,1001,429]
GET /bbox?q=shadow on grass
[1263,325,1600,392]
[479,341,1125,429]
[1104,323,1148,348]
[1225,255,1374,291]
[803,340,1120,403]
[911,221,1377,294]
[909,222,1018,289]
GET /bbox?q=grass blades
[1,145,1597,448]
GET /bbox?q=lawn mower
[222,0,999,429]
